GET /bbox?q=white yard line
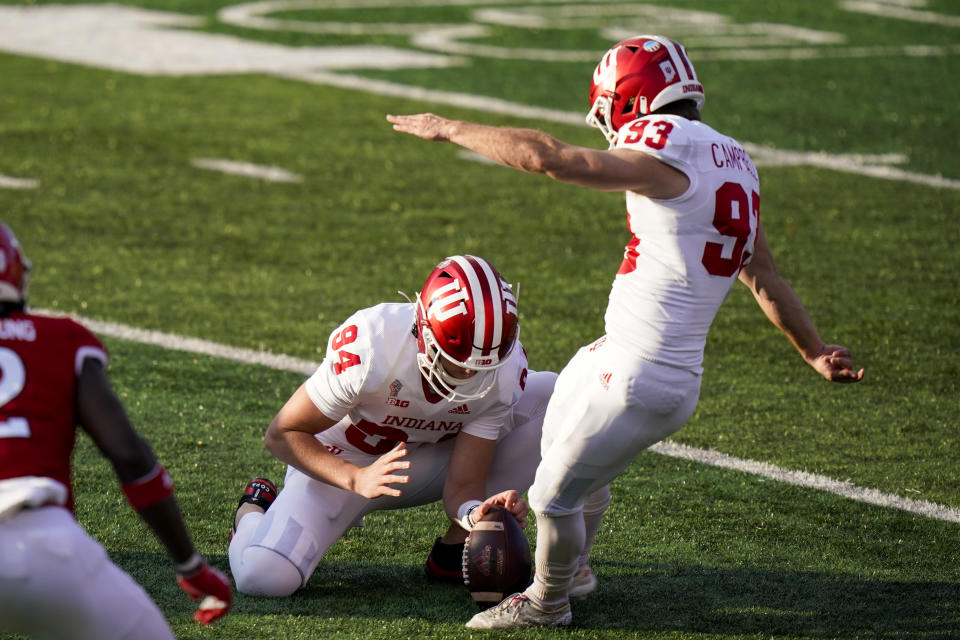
[0,175,39,190]
[652,441,960,524]
[742,145,960,191]
[293,70,960,191]
[841,0,960,27]
[1,4,957,188]
[223,0,960,60]
[191,158,303,183]
[38,308,960,525]
[39,309,317,376]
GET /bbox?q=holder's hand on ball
[475,490,529,529]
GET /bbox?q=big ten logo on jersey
[331,324,361,374]
[386,378,409,407]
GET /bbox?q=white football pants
[0,506,175,640]
[230,370,556,597]
[526,338,701,607]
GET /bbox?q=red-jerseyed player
[0,222,231,639]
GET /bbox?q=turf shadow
[575,559,960,638]
[115,552,960,637]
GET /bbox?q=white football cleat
[465,593,572,629]
[569,565,597,600]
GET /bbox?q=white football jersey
[605,114,760,373]
[305,303,528,456]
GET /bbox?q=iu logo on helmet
[500,279,517,317]
[593,47,619,91]
[427,278,470,322]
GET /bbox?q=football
[461,506,532,608]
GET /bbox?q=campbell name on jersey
[304,303,527,458]
[607,114,760,374]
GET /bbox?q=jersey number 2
[0,347,30,438]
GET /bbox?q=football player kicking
[0,222,232,639]
[228,255,558,597]
[389,35,863,628]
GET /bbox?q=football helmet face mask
[0,223,31,304]
[415,255,519,402]
[586,35,704,147]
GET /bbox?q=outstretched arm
[387,112,688,198]
[738,224,864,383]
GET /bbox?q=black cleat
[424,536,465,583]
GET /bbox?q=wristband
[122,463,173,511]
[457,500,483,531]
[173,552,203,575]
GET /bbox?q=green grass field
[1,1,958,638]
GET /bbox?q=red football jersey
[0,311,107,506]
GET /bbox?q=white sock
[526,510,583,610]
[578,485,611,569]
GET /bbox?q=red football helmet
[586,35,704,146]
[415,255,519,401]
[0,223,31,304]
